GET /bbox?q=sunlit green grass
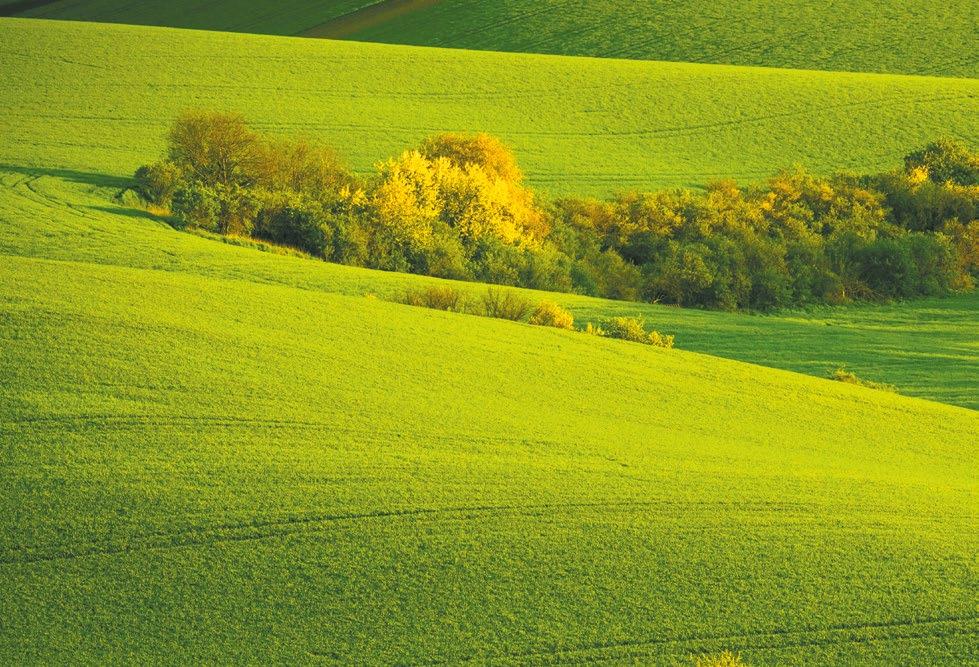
[1,16,977,664]
[2,176,977,663]
[1,19,976,198]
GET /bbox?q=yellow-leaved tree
[368,134,547,256]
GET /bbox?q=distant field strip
[303,0,441,39]
[10,1,976,77]
[10,0,382,34]
[344,0,979,77]
[2,19,977,197]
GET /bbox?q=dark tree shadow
[87,205,173,225]
[0,163,132,189]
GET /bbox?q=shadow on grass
[0,163,132,189]
[88,205,172,225]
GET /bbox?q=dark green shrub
[481,288,533,321]
[255,196,332,257]
[133,160,184,207]
[400,285,466,311]
[905,232,957,295]
[854,237,916,298]
[904,138,979,186]
[171,183,221,231]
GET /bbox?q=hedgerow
[131,111,979,312]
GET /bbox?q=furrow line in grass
[431,615,979,665]
[0,498,818,566]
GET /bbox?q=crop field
[341,0,979,78]
[3,170,978,411]
[1,9,977,665]
[2,170,978,663]
[3,0,381,34]
[9,1,978,78]
[2,19,977,198]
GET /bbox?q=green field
[2,10,977,665]
[345,0,979,78]
[2,19,977,198]
[11,1,978,77]
[4,0,380,34]
[2,168,978,663]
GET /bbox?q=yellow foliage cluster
[528,300,575,329]
[369,135,547,251]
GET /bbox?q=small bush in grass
[583,322,606,337]
[400,285,465,312]
[481,288,533,321]
[601,316,675,348]
[692,651,748,667]
[829,366,896,392]
[529,301,574,329]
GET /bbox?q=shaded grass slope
[1,19,977,197]
[10,1,978,78]
[1,185,977,664]
[342,0,979,78]
[4,0,381,34]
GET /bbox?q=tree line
[133,110,979,311]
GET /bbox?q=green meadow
[0,10,977,666]
[2,172,977,663]
[2,19,977,197]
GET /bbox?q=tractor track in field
[9,87,971,141]
[421,615,979,665]
[0,498,817,566]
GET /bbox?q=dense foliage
[134,112,978,311]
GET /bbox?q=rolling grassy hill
[2,168,977,664]
[2,170,978,410]
[2,0,381,34]
[1,12,977,664]
[1,18,977,198]
[10,1,978,78]
[340,0,979,78]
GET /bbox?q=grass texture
[1,19,977,198]
[1,171,977,664]
[343,0,979,78]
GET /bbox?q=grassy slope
[1,19,977,198]
[345,0,979,78]
[2,169,977,412]
[8,0,380,34]
[2,178,977,664]
[11,1,978,78]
